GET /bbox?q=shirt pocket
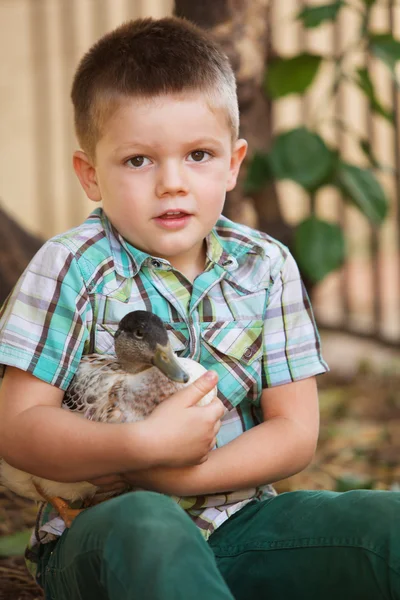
[201,320,264,365]
[200,320,264,407]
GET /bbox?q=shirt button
[151,259,161,268]
[243,347,253,359]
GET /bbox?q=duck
[0,310,217,526]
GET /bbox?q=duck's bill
[152,344,190,383]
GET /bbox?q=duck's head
[114,311,190,383]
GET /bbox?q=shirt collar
[99,209,155,278]
[207,215,266,269]
[98,209,265,279]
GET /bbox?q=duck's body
[63,355,214,423]
[0,311,217,513]
[0,461,96,503]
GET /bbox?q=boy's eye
[126,156,151,168]
[188,150,211,162]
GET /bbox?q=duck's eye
[135,329,144,339]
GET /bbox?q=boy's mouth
[154,210,192,230]
[156,210,190,219]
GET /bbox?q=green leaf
[361,0,377,6]
[0,529,31,557]
[335,162,389,224]
[243,151,271,194]
[297,2,344,29]
[269,127,336,191]
[294,217,345,283]
[356,68,394,122]
[265,54,322,99]
[369,34,400,72]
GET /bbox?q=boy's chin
[153,238,206,260]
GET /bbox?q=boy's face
[74,92,247,277]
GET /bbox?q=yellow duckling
[0,311,217,526]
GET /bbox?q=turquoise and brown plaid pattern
[0,208,328,579]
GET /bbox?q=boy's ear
[226,139,248,192]
[73,151,102,202]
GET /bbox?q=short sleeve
[0,241,92,390]
[262,250,329,387]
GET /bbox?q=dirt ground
[0,368,399,599]
[0,491,43,600]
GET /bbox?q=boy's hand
[143,371,224,468]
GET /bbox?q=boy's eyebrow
[185,137,225,148]
[113,137,225,154]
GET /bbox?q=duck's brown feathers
[63,354,214,423]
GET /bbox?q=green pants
[38,490,400,599]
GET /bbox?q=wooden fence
[272,0,400,346]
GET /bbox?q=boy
[0,16,399,600]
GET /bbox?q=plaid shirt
[0,208,328,580]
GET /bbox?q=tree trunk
[174,0,292,246]
[0,207,43,305]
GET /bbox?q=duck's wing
[63,355,137,421]
[63,355,217,424]
[63,356,182,423]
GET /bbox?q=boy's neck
[168,242,207,283]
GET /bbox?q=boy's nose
[155,161,189,197]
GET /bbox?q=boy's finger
[214,420,221,435]
[178,371,218,407]
[208,397,225,419]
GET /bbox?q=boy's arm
[122,376,319,495]
[0,367,157,480]
[0,367,223,482]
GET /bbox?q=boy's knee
[98,492,205,578]
[315,490,400,546]
[59,492,202,581]
[77,491,197,550]
[333,490,399,524]
[106,489,176,519]
[109,491,197,545]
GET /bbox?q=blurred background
[0,1,399,598]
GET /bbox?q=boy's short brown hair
[71,16,239,159]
